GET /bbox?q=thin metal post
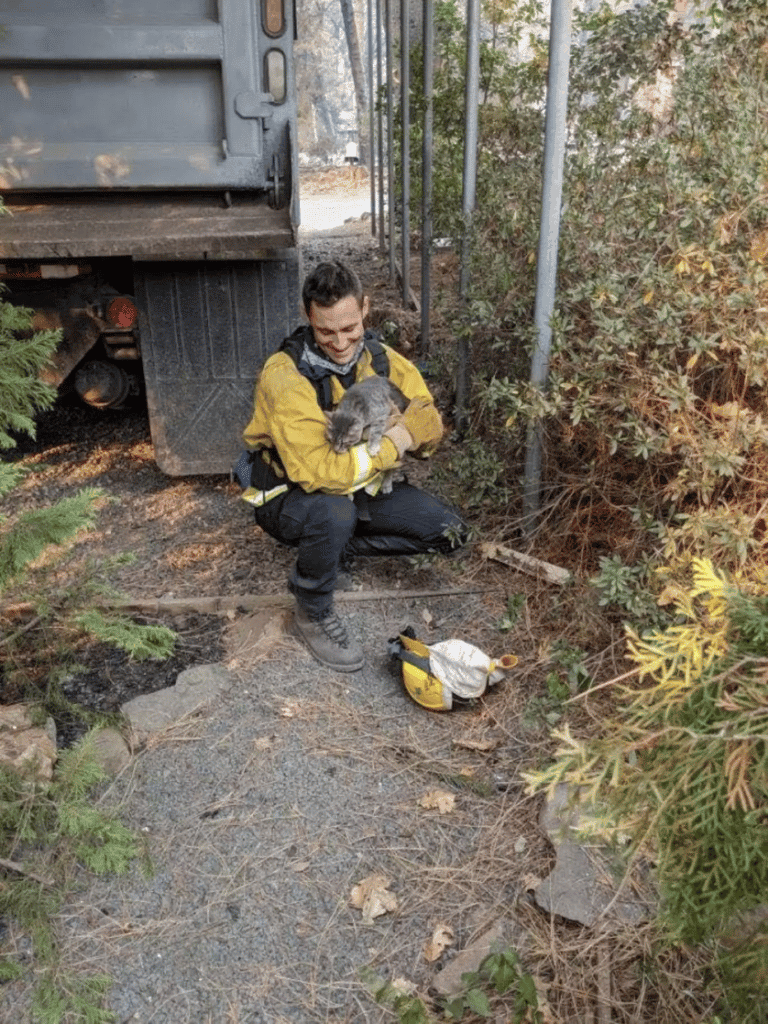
[421,0,435,353]
[400,0,410,305]
[368,0,376,237]
[454,0,481,434]
[376,0,385,252]
[385,0,395,278]
[523,0,573,534]
[459,0,480,300]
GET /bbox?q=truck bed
[0,193,296,262]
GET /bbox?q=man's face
[307,294,369,365]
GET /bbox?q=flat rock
[121,663,236,738]
[0,703,57,781]
[432,916,532,996]
[534,783,654,927]
[90,727,132,776]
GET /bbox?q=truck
[0,0,300,475]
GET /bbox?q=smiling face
[307,294,370,365]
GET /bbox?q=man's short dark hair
[302,260,364,316]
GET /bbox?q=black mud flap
[134,258,299,476]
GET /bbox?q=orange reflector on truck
[106,296,138,328]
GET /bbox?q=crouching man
[239,260,468,672]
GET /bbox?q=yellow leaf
[657,583,685,607]
[643,290,654,304]
[418,789,456,814]
[424,923,455,962]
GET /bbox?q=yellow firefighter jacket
[243,340,443,497]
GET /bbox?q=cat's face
[326,412,364,453]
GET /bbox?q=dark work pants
[253,481,468,615]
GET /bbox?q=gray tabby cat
[326,376,409,493]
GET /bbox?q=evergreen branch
[0,488,102,589]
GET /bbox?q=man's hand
[400,397,444,451]
[383,422,415,458]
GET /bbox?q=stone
[0,703,57,781]
[534,783,655,927]
[89,727,132,776]
[432,916,532,996]
[121,663,236,738]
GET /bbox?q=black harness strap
[279,327,390,410]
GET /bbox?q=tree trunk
[339,0,368,163]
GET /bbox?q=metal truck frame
[0,0,300,475]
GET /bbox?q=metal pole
[421,0,435,354]
[368,0,376,237]
[376,0,386,252]
[459,0,480,300]
[522,0,573,534]
[400,0,410,306]
[454,0,481,434]
[385,0,396,279]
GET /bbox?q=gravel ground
[2,590,549,1023]
[34,596,544,1024]
[1,189,555,1022]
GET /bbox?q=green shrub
[0,271,167,1022]
[524,557,768,1021]
[402,0,768,575]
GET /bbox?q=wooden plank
[114,586,490,617]
[479,541,571,586]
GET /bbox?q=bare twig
[0,855,54,887]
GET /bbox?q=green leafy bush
[403,0,768,576]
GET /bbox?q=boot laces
[317,609,350,648]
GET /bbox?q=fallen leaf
[514,836,527,854]
[418,789,456,814]
[350,874,398,924]
[280,701,300,718]
[453,735,500,752]
[391,977,418,997]
[253,735,276,751]
[522,872,543,891]
[424,923,455,962]
[290,860,311,873]
[421,606,436,628]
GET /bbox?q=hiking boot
[294,604,364,672]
